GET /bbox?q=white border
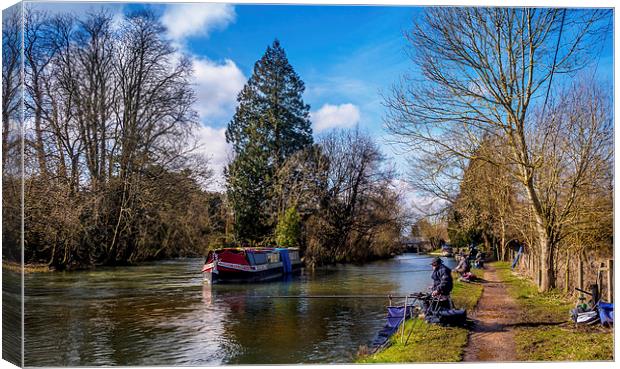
[0,1,616,369]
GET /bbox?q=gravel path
[463,265,519,362]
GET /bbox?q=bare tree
[385,7,611,291]
[451,137,516,258]
[106,10,197,263]
[19,8,210,269]
[272,129,405,266]
[24,9,57,178]
[2,5,24,262]
[2,6,22,169]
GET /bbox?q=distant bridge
[402,238,431,253]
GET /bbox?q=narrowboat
[201,247,302,284]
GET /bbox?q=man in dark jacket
[430,257,453,298]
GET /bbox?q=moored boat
[201,247,301,283]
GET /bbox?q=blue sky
[149,3,419,132]
[30,2,424,190]
[25,2,614,201]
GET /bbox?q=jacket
[431,264,453,296]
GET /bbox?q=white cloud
[161,4,235,43]
[194,125,232,191]
[311,103,361,133]
[192,57,246,123]
[391,178,447,217]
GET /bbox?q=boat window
[251,253,268,265]
[267,253,280,263]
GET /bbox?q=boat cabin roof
[212,247,298,254]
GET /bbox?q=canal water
[22,253,454,366]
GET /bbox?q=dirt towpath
[463,264,520,362]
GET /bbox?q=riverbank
[358,261,613,363]
[9,247,407,274]
[493,261,613,361]
[2,261,51,273]
[357,270,484,363]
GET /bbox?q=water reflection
[24,254,454,366]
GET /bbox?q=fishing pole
[403,295,445,346]
[404,308,421,345]
[245,294,412,299]
[400,296,420,343]
[349,269,434,276]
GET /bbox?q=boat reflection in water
[202,284,213,305]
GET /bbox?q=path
[463,265,519,362]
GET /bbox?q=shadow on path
[463,265,520,362]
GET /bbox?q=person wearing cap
[430,256,453,300]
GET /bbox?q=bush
[275,206,301,247]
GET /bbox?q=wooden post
[597,262,604,293]
[578,255,583,291]
[401,296,408,343]
[606,259,613,302]
[564,250,570,293]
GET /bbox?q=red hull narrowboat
[201,247,301,284]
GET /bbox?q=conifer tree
[225,40,312,242]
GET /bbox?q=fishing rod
[350,269,434,276]
[404,296,442,346]
[245,294,412,299]
[309,268,435,278]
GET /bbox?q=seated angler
[428,257,454,310]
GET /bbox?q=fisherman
[428,257,453,310]
[467,244,478,261]
[474,251,486,269]
[454,254,471,275]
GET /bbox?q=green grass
[357,272,484,363]
[358,319,468,363]
[493,261,573,323]
[451,276,484,311]
[514,326,613,361]
[491,261,613,361]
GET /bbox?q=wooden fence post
[578,255,583,291]
[564,250,569,293]
[607,259,613,302]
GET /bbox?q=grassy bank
[358,272,484,363]
[2,261,51,273]
[493,261,613,361]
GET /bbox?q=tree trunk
[523,173,557,292]
[564,249,570,293]
[34,102,48,177]
[2,110,9,169]
[499,219,507,261]
[539,234,556,292]
[482,232,490,252]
